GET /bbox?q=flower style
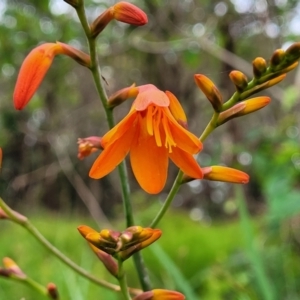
[89,84,203,194]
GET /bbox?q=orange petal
[169,147,203,179]
[130,119,168,194]
[101,109,137,148]
[165,109,202,154]
[89,128,135,179]
[134,89,170,111]
[13,43,63,110]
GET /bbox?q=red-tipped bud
[3,257,26,279]
[0,208,8,219]
[252,57,267,78]
[90,245,119,277]
[194,74,223,112]
[229,71,248,91]
[13,43,65,110]
[77,136,102,160]
[91,2,147,38]
[133,289,185,300]
[108,84,138,108]
[217,97,270,125]
[47,283,59,300]
[112,2,148,26]
[202,166,249,184]
[165,91,188,128]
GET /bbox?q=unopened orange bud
[270,49,285,69]
[47,283,59,300]
[202,166,249,184]
[77,225,98,238]
[13,43,65,110]
[112,2,148,26]
[194,74,223,112]
[77,136,102,160]
[218,97,270,125]
[252,57,267,78]
[3,257,26,279]
[165,91,188,128]
[57,42,91,67]
[91,9,114,38]
[134,289,184,300]
[108,83,138,108]
[229,71,248,91]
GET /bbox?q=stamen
[162,112,176,153]
[153,108,162,147]
[146,105,153,135]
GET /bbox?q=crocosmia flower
[89,84,203,194]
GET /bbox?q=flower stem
[75,3,151,292]
[118,260,132,300]
[0,198,142,296]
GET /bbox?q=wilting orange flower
[90,84,203,194]
[133,289,185,300]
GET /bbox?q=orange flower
[90,84,203,194]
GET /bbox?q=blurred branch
[49,134,111,228]
[129,31,283,101]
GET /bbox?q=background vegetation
[0,0,300,299]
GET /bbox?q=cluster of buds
[0,257,26,279]
[78,225,161,266]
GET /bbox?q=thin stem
[150,112,220,228]
[75,3,151,292]
[24,277,49,297]
[118,261,132,300]
[0,198,142,296]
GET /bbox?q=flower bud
[47,283,59,300]
[0,208,8,219]
[217,97,270,125]
[13,43,65,110]
[77,136,102,160]
[112,2,148,26]
[3,257,26,279]
[229,71,248,91]
[252,57,267,78]
[108,84,138,108]
[91,2,147,38]
[194,74,223,112]
[270,49,285,69]
[202,166,249,184]
[284,42,300,65]
[89,245,118,277]
[165,91,188,129]
[133,289,185,300]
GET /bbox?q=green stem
[75,3,151,292]
[118,261,132,300]
[0,198,141,296]
[150,112,219,228]
[24,277,49,298]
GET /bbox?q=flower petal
[165,108,202,154]
[89,127,135,179]
[169,147,203,179]
[134,89,170,111]
[130,116,168,194]
[101,109,137,148]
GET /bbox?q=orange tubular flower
[133,289,185,300]
[90,84,203,194]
